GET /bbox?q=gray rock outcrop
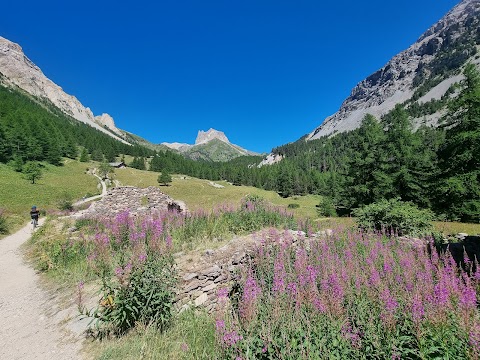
[195,128,230,145]
[308,0,480,140]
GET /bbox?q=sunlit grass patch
[91,310,219,360]
[114,167,321,219]
[0,160,99,237]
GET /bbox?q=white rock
[194,293,208,307]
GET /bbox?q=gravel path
[73,173,107,207]
[0,220,83,360]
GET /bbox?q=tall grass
[216,229,480,359]
[92,310,219,360]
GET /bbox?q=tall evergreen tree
[343,114,386,208]
[436,63,480,222]
[79,148,89,162]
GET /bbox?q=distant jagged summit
[0,36,128,143]
[195,128,230,145]
[162,128,260,162]
[307,0,480,140]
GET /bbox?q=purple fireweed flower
[115,210,130,225]
[369,267,381,287]
[215,319,226,332]
[328,274,344,299]
[223,330,242,346]
[95,233,110,246]
[287,282,297,298]
[341,321,362,348]
[115,267,123,276]
[217,287,229,299]
[306,265,318,285]
[469,323,480,355]
[138,253,147,263]
[313,297,327,313]
[165,234,172,248]
[243,272,261,302]
[273,255,286,295]
[78,281,85,290]
[434,283,449,306]
[381,288,398,313]
[345,249,353,262]
[474,269,480,282]
[411,295,424,323]
[459,285,477,310]
[383,260,393,274]
[180,343,189,352]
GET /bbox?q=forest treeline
[1,65,478,223]
[0,84,155,166]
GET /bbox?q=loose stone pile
[85,186,187,218]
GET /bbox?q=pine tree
[157,170,172,186]
[343,114,386,208]
[129,157,146,170]
[91,149,104,162]
[79,148,89,162]
[22,161,43,184]
[98,161,113,180]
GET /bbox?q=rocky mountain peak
[195,128,230,145]
[0,36,128,144]
[94,113,122,136]
[307,0,480,140]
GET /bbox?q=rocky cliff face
[0,36,128,144]
[308,0,480,140]
[94,113,123,136]
[195,128,230,145]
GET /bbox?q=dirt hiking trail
[0,220,83,360]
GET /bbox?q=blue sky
[2,0,460,153]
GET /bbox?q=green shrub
[87,252,177,335]
[317,197,337,217]
[0,209,8,234]
[57,192,74,211]
[287,203,300,209]
[353,198,434,236]
[241,194,265,209]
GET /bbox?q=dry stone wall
[175,229,317,313]
[84,186,187,218]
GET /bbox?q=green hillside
[183,138,256,162]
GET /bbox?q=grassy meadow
[0,159,100,236]
[113,167,480,235]
[114,167,322,219]
[3,158,479,239]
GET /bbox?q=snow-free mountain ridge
[0,36,129,144]
[307,0,480,140]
